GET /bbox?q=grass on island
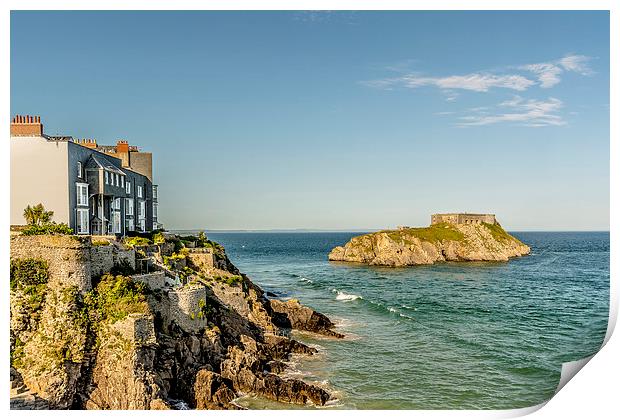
[383,223,465,244]
[481,222,521,244]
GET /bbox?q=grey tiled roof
[85,154,126,176]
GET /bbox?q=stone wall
[90,245,136,277]
[167,284,208,333]
[112,314,157,346]
[10,235,92,291]
[431,213,496,226]
[10,235,138,291]
[131,272,168,291]
[186,250,215,272]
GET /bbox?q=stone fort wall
[90,245,136,277]
[166,284,208,333]
[431,213,496,226]
[10,235,93,291]
[10,235,136,292]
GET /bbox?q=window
[153,203,158,221]
[126,180,131,194]
[76,183,88,206]
[152,185,158,200]
[113,211,121,234]
[121,176,125,188]
[125,198,134,215]
[125,217,134,231]
[112,198,121,210]
[137,185,143,198]
[77,162,83,178]
[139,219,146,232]
[104,171,109,185]
[115,173,119,187]
[138,200,146,219]
[77,208,89,234]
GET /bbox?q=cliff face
[10,233,342,410]
[328,222,530,267]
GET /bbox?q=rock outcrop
[270,299,344,338]
[329,221,530,267]
[10,232,343,410]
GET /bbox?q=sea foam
[333,289,362,301]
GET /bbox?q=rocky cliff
[10,232,342,410]
[328,222,530,267]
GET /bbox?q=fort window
[77,161,83,178]
[126,180,131,194]
[105,171,109,185]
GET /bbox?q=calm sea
[201,231,609,410]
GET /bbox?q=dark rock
[193,370,238,410]
[270,299,344,338]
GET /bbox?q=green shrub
[10,258,49,316]
[211,274,242,286]
[152,232,166,245]
[10,258,48,291]
[123,236,152,248]
[23,203,54,225]
[92,239,110,246]
[481,222,521,244]
[21,222,73,236]
[85,274,149,323]
[385,223,465,244]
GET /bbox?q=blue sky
[11,11,609,230]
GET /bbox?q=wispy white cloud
[457,96,565,127]
[363,54,593,96]
[368,73,535,92]
[520,63,563,88]
[520,54,594,88]
[559,54,594,75]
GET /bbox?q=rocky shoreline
[329,221,530,267]
[10,232,342,410]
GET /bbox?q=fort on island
[431,213,496,226]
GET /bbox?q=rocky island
[328,213,530,267]
[10,230,343,410]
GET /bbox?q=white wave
[335,291,361,301]
[300,276,314,283]
[332,288,361,301]
[333,317,354,328]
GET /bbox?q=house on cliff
[10,114,161,236]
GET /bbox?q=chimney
[10,115,43,136]
[116,140,129,153]
[74,138,98,148]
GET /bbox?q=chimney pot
[11,114,43,136]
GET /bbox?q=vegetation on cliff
[383,223,465,244]
[10,231,342,410]
[85,274,150,324]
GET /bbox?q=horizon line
[168,228,611,233]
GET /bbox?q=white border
[2,2,616,420]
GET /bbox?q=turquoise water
[204,231,609,409]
